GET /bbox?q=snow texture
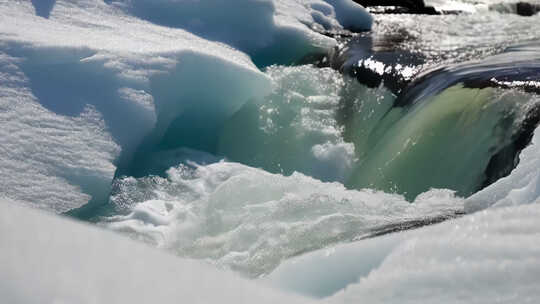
[267,201,540,303]
[0,199,311,304]
[107,0,372,65]
[0,0,271,212]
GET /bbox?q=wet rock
[323,31,424,94]
[482,103,540,188]
[516,2,540,16]
[354,0,440,15]
[489,2,540,16]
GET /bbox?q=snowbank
[267,201,540,303]
[0,200,311,304]
[108,0,372,66]
[0,0,270,212]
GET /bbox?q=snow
[267,201,540,303]
[108,0,371,65]
[0,52,120,211]
[0,199,311,304]
[2,1,539,302]
[0,0,373,212]
[322,0,372,31]
[3,174,538,304]
[0,0,271,212]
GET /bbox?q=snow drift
[267,199,540,303]
[0,199,311,304]
[0,0,271,212]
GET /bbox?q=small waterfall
[346,43,540,199]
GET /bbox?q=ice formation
[1,0,540,303]
[0,0,373,212]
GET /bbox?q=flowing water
[2,0,540,301]
[86,7,540,280]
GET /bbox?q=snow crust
[0,53,119,211]
[0,200,311,304]
[267,201,540,303]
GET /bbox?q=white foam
[217,65,362,183]
[426,0,540,13]
[104,161,463,277]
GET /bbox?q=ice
[0,0,373,212]
[109,0,372,66]
[0,0,271,212]
[104,161,463,277]
[267,201,540,302]
[0,199,311,304]
[322,0,372,31]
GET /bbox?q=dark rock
[516,2,540,16]
[365,210,465,239]
[354,0,425,9]
[490,2,540,16]
[367,5,440,14]
[482,103,540,188]
[323,31,424,94]
[354,0,440,15]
